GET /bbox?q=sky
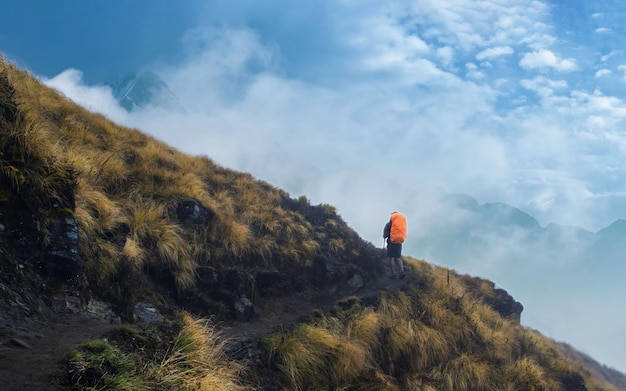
[2,0,626,373]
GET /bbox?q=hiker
[383,211,407,279]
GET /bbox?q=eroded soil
[0,270,413,390]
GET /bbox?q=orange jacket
[389,212,407,244]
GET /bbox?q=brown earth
[0,270,413,391]
[0,311,117,391]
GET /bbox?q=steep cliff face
[0,71,82,327]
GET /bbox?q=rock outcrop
[462,276,524,321]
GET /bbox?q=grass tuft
[65,312,250,391]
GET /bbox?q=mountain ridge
[1,57,625,390]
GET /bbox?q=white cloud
[594,68,612,78]
[42,69,128,121]
[572,89,626,117]
[594,27,612,33]
[476,45,514,60]
[465,62,486,79]
[42,8,626,240]
[519,49,578,72]
[601,50,622,62]
[520,76,567,99]
[408,0,550,51]
[617,64,626,80]
[40,1,626,373]
[436,46,455,67]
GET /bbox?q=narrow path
[0,273,413,390]
[222,272,414,338]
[0,312,117,391]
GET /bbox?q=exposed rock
[234,297,255,322]
[308,255,348,286]
[133,302,163,324]
[86,299,121,324]
[44,207,82,282]
[558,371,588,391]
[0,237,49,330]
[347,273,364,291]
[489,286,524,321]
[224,335,259,361]
[306,254,371,300]
[462,276,524,321]
[180,267,256,322]
[255,271,293,297]
[10,338,33,349]
[51,293,121,324]
[0,200,41,268]
[51,293,82,314]
[176,199,214,226]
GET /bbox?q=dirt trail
[0,273,412,391]
[0,311,117,391]
[223,272,414,338]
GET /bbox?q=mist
[38,2,626,373]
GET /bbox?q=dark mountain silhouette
[589,219,626,262]
[411,192,618,271]
[109,71,179,111]
[1,57,626,390]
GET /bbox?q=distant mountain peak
[444,194,540,230]
[596,218,626,238]
[605,218,626,230]
[110,71,178,111]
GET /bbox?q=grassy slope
[1,57,375,311]
[1,57,624,390]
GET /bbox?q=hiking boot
[398,271,406,280]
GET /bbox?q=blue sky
[0,0,200,82]
[3,0,626,373]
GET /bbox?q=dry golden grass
[0,114,61,199]
[157,312,251,391]
[381,318,414,363]
[300,239,320,256]
[412,322,452,371]
[211,189,235,215]
[121,237,144,265]
[348,309,383,349]
[187,227,214,265]
[269,322,374,390]
[268,329,328,389]
[64,312,252,391]
[74,183,126,279]
[403,376,439,391]
[505,357,550,390]
[126,201,195,289]
[264,258,613,391]
[329,237,346,253]
[465,300,522,361]
[217,217,251,258]
[76,183,125,232]
[3,57,621,391]
[439,354,492,391]
[175,172,211,201]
